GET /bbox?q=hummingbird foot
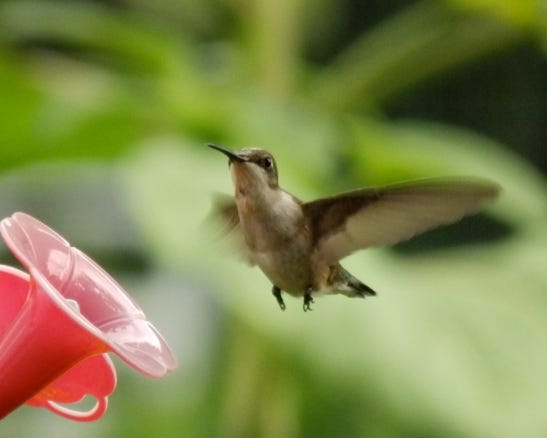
[303,288,314,312]
[272,286,286,311]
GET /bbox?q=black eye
[262,157,272,170]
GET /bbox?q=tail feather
[332,266,377,298]
[348,277,376,297]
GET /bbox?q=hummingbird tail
[333,266,377,298]
[347,277,376,298]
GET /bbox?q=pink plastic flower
[0,212,176,421]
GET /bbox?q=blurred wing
[210,194,254,265]
[212,194,240,232]
[303,178,501,264]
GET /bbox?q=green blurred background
[0,0,546,436]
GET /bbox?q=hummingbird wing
[303,178,500,265]
[212,194,240,231]
[210,194,255,265]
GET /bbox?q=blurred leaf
[310,0,524,111]
[121,0,220,34]
[447,0,546,30]
[0,0,187,73]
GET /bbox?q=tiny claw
[303,290,314,312]
[272,286,286,311]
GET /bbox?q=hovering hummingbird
[208,143,500,312]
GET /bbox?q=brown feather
[303,178,500,265]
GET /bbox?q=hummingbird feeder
[0,212,177,422]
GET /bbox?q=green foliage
[0,1,545,437]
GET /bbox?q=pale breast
[237,189,303,250]
[236,189,314,294]
[251,241,313,295]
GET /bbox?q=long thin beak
[208,143,248,162]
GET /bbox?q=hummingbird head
[208,144,279,195]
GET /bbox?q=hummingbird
[208,143,500,312]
